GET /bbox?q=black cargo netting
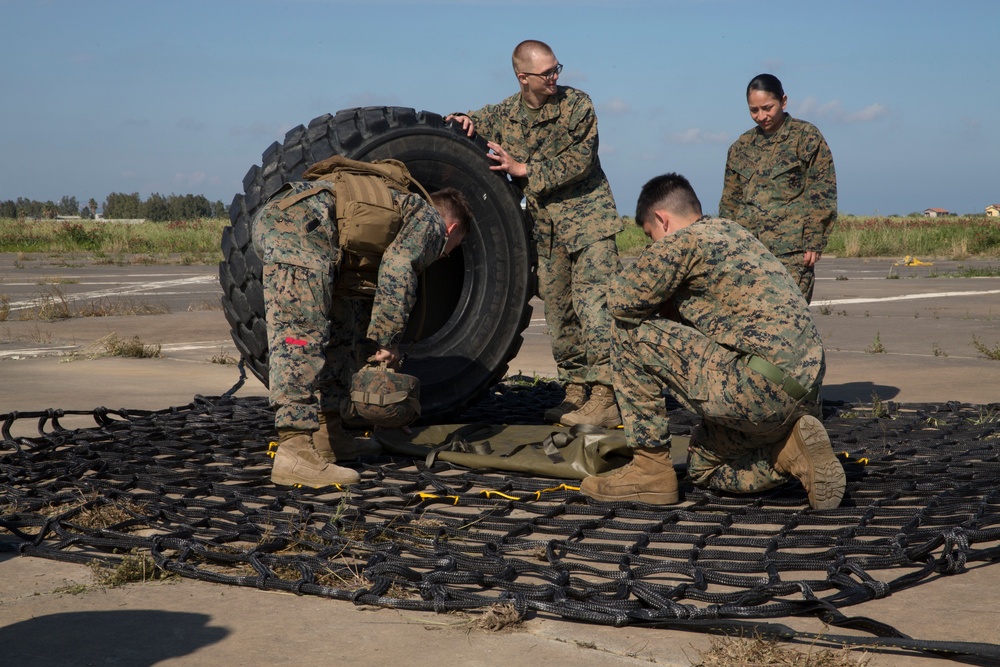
[3,380,1000,660]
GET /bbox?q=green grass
[825,215,1000,259]
[0,218,227,258]
[4,215,999,262]
[615,222,649,255]
[616,214,1000,259]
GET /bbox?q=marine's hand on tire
[486,141,527,178]
[445,114,475,137]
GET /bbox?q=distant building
[923,208,950,217]
[986,204,1000,218]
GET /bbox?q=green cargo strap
[744,355,819,402]
[424,424,495,467]
[533,424,607,463]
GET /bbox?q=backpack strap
[274,183,336,211]
[303,155,433,204]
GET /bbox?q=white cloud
[602,97,630,116]
[795,97,889,124]
[845,103,890,123]
[668,128,729,145]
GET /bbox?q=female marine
[719,74,837,303]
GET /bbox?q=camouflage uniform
[460,86,623,386]
[718,115,837,302]
[251,184,447,433]
[609,216,826,494]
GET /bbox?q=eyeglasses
[521,63,563,81]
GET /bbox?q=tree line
[0,193,228,221]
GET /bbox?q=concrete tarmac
[2,253,999,666]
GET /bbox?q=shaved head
[512,40,554,73]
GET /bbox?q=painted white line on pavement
[8,275,217,310]
[0,346,78,359]
[0,339,233,360]
[813,289,1000,307]
[160,341,234,352]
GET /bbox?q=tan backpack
[279,155,432,294]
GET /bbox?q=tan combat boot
[543,383,589,423]
[271,431,361,488]
[771,415,846,510]
[314,412,382,463]
[559,384,622,428]
[580,446,679,504]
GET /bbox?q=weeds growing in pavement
[65,333,162,361]
[18,286,72,320]
[78,297,170,317]
[971,335,1000,360]
[865,332,886,354]
[210,349,239,365]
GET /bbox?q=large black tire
[219,107,534,419]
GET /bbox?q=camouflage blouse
[462,86,622,256]
[609,216,825,388]
[718,115,837,257]
[252,186,446,349]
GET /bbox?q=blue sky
[1,0,997,217]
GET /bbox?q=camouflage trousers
[776,252,816,304]
[536,237,620,387]
[612,318,820,494]
[262,262,373,433]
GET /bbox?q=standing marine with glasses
[447,39,623,428]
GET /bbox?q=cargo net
[2,380,1000,658]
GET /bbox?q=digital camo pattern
[779,257,816,304]
[252,183,339,272]
[464,86,623,256]
[608,217,825,493]
[536,237,619,385]
[347,366,421,428]
[461,85,622,386]
[364,193,447,347]
[252,187,447,432]
[718,115,836,301]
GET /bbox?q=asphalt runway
[1,253,998,409]
[2,251,999,667]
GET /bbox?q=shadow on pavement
[823,380,901,403]
[0,610,230,666]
